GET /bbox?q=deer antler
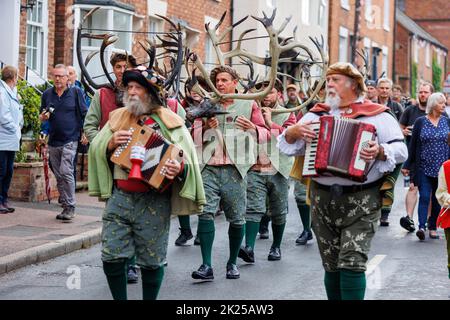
[272,35,329,114]
[76,7,116,90]
[239,58,259,93]
[190,9,328,106]
[356,49,370,81]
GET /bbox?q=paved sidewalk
[0,191,104,275]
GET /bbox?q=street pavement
[0,178,448,300]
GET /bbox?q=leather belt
[312,179,382,194]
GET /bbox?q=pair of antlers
[184,9,329,114]
[76,7,184,98]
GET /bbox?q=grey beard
[124,92,155,116]
[325,94,341,111]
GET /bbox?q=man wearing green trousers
[83,53,141,283]
[238,80,295,263]
[88,67,205,299]
[278,62,408,300]
[191,66,270,280]
[293,181,313,245]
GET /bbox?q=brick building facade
[400,0,450,71]
[328,0,395,80]
[394,10,447,96]
[5,0,232,84]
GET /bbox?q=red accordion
[303,115,377,182]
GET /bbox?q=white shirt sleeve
[276,112,319,156]
[370,113,408,173]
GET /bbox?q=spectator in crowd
[365,79,378,102]
[0,65,23,213]
[445,93,450,117]
[40,64,88,222]
[377,78,404,121]
[402,92,450,240]
[67,66,91,106]
[398,82,434,232]
[392,84,403,105]
[284,84,301,110]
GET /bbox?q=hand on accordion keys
[161,159,182,180]
[359,140,381,162]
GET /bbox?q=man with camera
[40,64,88,222]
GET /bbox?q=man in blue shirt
[39,64,87,222]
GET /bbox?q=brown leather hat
[326,62,367,93]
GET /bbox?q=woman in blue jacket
[402,92,450,240]
[0,66,23,213]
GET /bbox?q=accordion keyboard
[302,121,321,176]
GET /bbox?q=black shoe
[380,219,390,227]
[127,265,139,284]
[238,246,255,263]
[416,228,425,241]
[192,264,214,280]
[194,234,200,245]
[61,207,75,223]
[295,230,313,245]
[268,247,281,261]
[175,228,193,246]
[259,229,269,240]
[0,204,9,214]
[400,216,415,232]
[56,207,68,220]
[226,263,240,279]
[3,201,15,213]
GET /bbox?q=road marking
[365,254,386,275]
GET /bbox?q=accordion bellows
[111,121,183,191]
[303,116,377,182]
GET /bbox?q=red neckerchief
[310,99,388,118]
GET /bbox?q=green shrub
[411,62,418,99]
[432,58,442,92]
[16,79,41,139]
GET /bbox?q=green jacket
[200,99,258,178]
[88,108,206,215]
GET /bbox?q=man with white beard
[88,67,206,300]
[277,62,407,300]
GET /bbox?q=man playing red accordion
[278,62,408,300]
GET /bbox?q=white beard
[123,92,154,116]
[325,91,341,112]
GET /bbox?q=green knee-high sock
[198,219,215,267]
[245,221,260,249]
[141,266,164,300]
[126,256,136,268]
[178,215,191,230]
[228,224,245,265]
[340,269,366,300]
[103,260,127,300]
[298,204,311,232]
[324,271,341,300]
[271,223,286,248]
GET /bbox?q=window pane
[38,1,43,23]
[32,27,38,48]
[39,30,44,74]
[81,9,107,47]
[113,11,131,51]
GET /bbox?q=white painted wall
[0,0,21,67]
